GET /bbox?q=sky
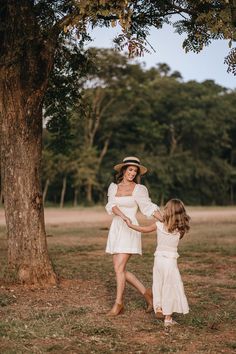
[87,24,235,90]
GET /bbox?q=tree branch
[98,136,111,166]
[50,11,80,39]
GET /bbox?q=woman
[105,156,162,316]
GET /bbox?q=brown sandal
[143,288,153,313]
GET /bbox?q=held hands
[153,210,163,222]
[123,216,131,224]
[123,216,132,227]
[125,218,133,228]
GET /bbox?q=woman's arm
[112,206,131,223]
[134,185,161,219]
[125,220,157,233]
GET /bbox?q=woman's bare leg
[125,271,146,295]
[113,253,131,304]
[125,270,153,312]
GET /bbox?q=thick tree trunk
[0,1,57,285]
[1,100,56,285]
[0,189,3,205]
[43,179,50,205]
[60,177,67,208]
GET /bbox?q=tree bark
[1,100,56,284]
[60,177,67,208]
[86,183,93,204]
[0,1,57,285]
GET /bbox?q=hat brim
[114,162,147,175]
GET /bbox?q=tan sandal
[107,302,124,317]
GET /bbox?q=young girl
[126,198,190,327]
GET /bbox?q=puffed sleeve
[134,184,160,218]
[105,183,117,215]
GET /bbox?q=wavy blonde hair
[163,199,190,239]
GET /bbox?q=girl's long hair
[115,165,141,184]
[163,199,190,239]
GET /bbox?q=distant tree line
[42,48,236,207]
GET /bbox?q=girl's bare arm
[126,220,157,233]
[153,210,163,221]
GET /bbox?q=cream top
[105,182,159,218]
[154,221,180,258]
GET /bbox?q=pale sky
[87,24,235,90]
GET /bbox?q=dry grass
[0,207,235,353]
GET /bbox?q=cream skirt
[152,255,189,315]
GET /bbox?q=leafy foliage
[29,1,236,70]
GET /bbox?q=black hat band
[124,159,140,165]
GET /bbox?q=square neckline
[114,183,138,197]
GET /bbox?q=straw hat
[114,156,147,175]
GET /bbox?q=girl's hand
[153,210,163,222]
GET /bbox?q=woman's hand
[124,218,132,227]
[123,216,132,225]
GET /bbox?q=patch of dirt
[0,206,235,226]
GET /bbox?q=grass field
[0,207,235,353]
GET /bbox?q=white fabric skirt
[152,255,189,315]
[106,216,142,255]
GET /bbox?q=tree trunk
[0,1,57,285]
[86,183,93,204]
[230,184,234,205]
[43,179,50,205]
[160,193,165,207]
[73,189,78,207]
[0,189,3,205]
[0,102,56,285]
[60,177,67,208]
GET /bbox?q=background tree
[42,48,236,207]
[42,150,57,205]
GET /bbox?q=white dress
[105,182,159,255]
[152,221,189,315]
